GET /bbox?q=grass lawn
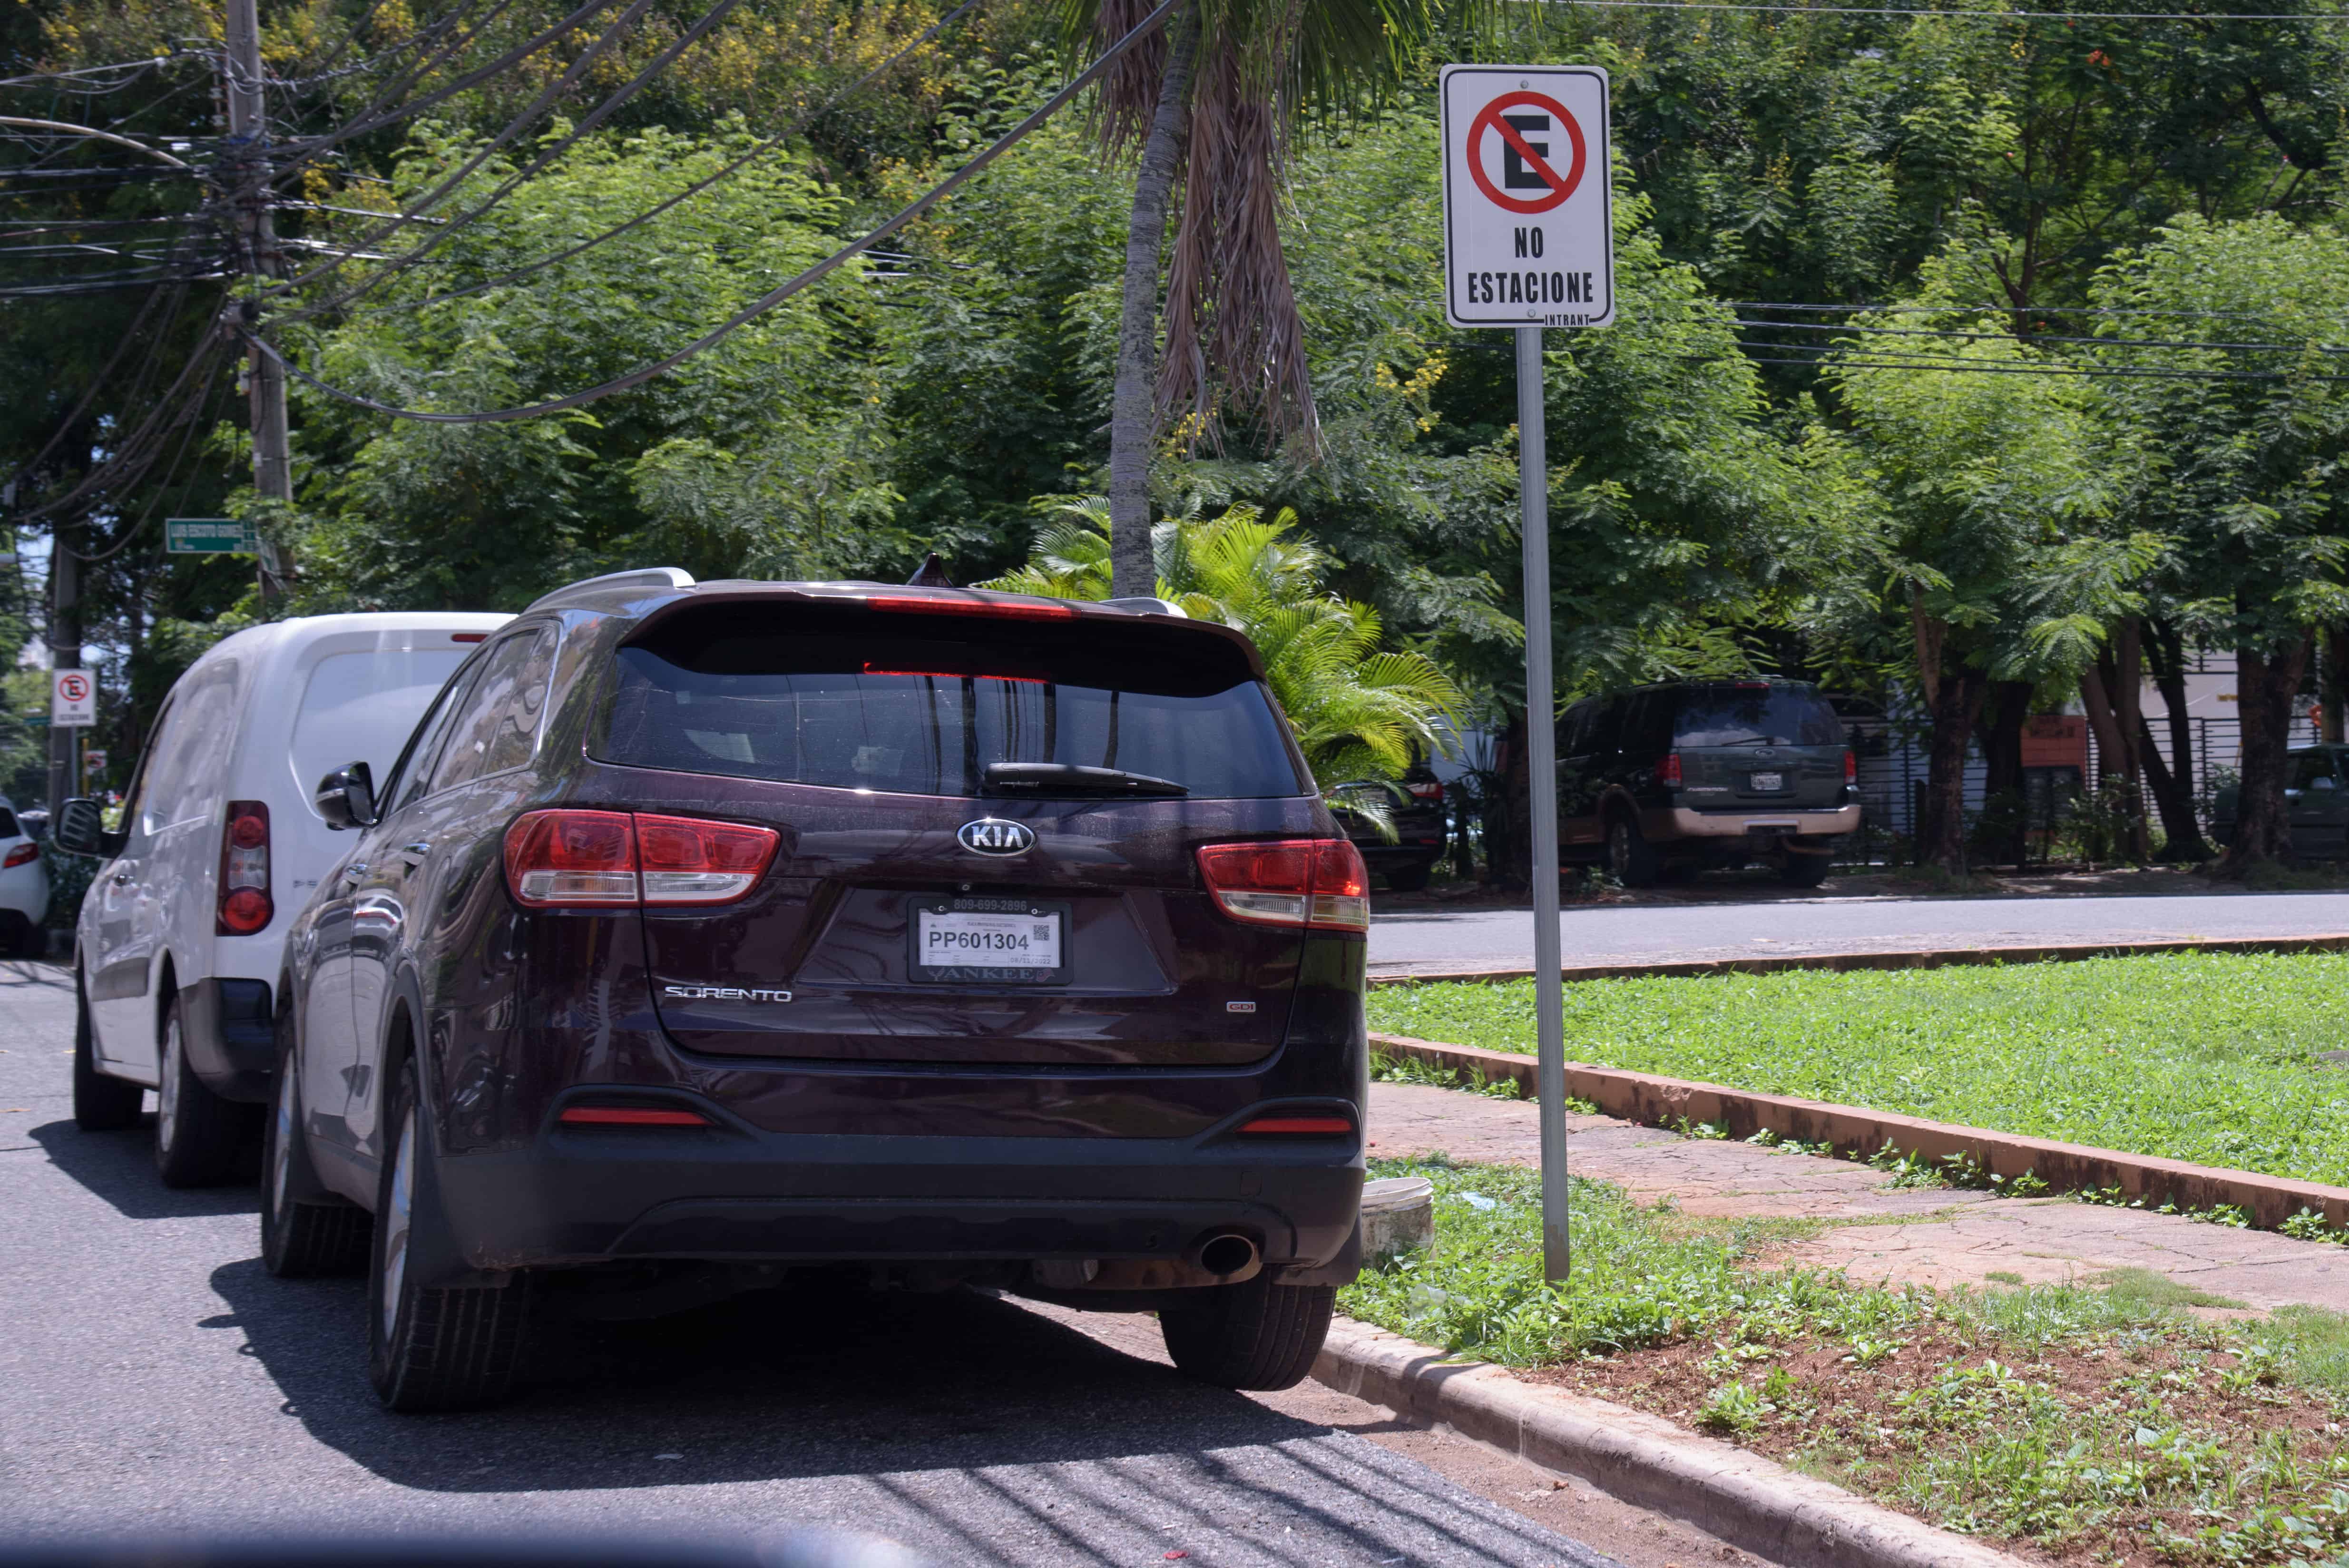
[1341,1158,2349,1568]
[1364,952,2349,1187]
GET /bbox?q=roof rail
[525,567,695,614]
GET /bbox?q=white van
[61,612,509,1185]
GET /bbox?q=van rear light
[865,594,1078,621]
[1239,1115,1355,1136]
[1655,752,1683,787]
[452,632,488,643]
[635,813,780,904]
[1844,749,1857,785]
[504,810,780,909]
[217,801,272,935]
[1405,780,1445,803]
[1196,838,1370,932]
[2,842,38,870]
[558,1104,712,1127]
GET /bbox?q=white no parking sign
[1439,65,1614,329]
[1438,62,1615,1284]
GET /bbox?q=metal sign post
[1441,63,1613,1284]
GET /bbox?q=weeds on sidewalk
[1339,1157,2349,1568]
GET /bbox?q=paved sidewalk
[1367,1081,2349,1315]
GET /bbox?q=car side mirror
[52,797,114,858]
[316,761,378,831]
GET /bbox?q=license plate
[1749,771,1783,791]
[915,905,1063,974]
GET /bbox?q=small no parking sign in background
[1439,65,1614,329]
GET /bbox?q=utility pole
[47,532,79,820]
[223,0,293,607]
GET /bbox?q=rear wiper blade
[983,762,1188,798]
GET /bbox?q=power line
[285,0,989,323]
[1734,300,2349,319]
[1729,317,2349,352]
[1557,0,2349,20]
[249,0,1181,425]
[1745,348,2349,378]
[269,0,751,308]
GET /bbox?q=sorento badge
[958,818,1035,856]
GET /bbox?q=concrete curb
[1370,1030,2349,1231]
[1366,931,2349,989]
[1313,1317,2027,1568]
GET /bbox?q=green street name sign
[166,518,259,555]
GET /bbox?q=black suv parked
[1335,766,1449,891]
[266,569,1369,1411]
[1557,679,1859,886]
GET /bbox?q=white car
[59,612,510,1185]
[0,795,50,957]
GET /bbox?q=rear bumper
[179,978,275,1102]
[1658,804,1861,839]
[428,1113,1364,1290]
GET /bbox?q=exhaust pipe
[1193,1231,1262,1283]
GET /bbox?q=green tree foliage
[979,498,1463,790]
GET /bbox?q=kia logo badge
[958,818,1035,856]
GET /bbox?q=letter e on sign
[1439,65,1614,330]
[51,669,95,729]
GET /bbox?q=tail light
[1195,838,1370,932]
[866,594,1077,621]
[1405,780,1445,803]
[558,1103,712,1127]
[1239,1115,1355,1136]
[1843,749,1857,785]
[218,801,272,935]
[2,842,38,870]
[635,813,779,904]
[1655,752,1683,787]
[504,810,779,909]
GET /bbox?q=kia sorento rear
[267,571,1369,1411]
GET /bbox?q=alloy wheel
[270,1057,297,1221]
[380,1103,416,1343]
[157,1016,181,1150]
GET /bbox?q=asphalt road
[0,960,1620,1568]
[1367,889,2349,975]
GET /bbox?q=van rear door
[590,597,1326,1068]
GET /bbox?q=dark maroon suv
[264,569,1369,1411]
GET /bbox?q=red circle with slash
[1466,91,1587,215]
[56,672,90,704]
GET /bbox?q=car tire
[369,1054,529,1412]
[262,1024,370,1278]
[71,972,142,1132]
[154,996,250,1187]
[1383,862,1432,893]
[1781,854,1831,888]
[1158,1278,1336,1391]
[1605,814,1664,888]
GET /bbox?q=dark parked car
[2212,745,2349,856]
[1557,679,1859,887]
[1334,767,1449,891]
[265,569,1369,1411]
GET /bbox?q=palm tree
[981,498,1463,793]
[1061,0,1445,596]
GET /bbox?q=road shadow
[214,1263,1341,1490]
[208,1259,1576,1568]
[29,1117,260,1221]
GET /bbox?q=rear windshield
[1673,685,1842,747]
[596,605,1308,800]
[291,647,472,808]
